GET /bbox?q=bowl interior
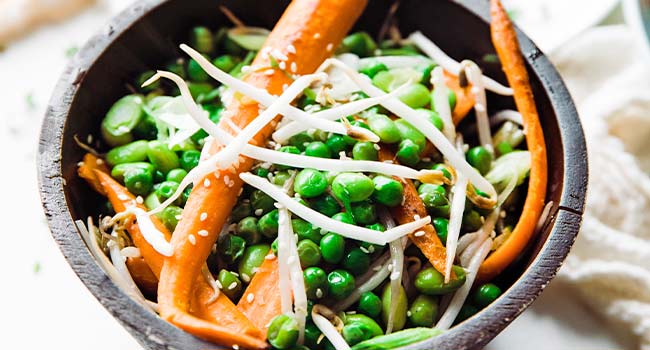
[41,0,586,349]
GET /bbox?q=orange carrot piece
[378,148,448,275]
[445,71,476,124]
[237,256,281,332]
[91,170,266,348]
[77,153,109,195]
[126,257,159,296]
[477,0,548,281]
[157,0,368,345]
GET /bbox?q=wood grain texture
[37,0,587,349]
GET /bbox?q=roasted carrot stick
[77,153,109,195]
[445,71,476,124]
[378,148,448,275]
[157,0,368,344]
[237,257,281,331]
[125,257,159,296]
[477,0,548,281]
[91,169,266,349]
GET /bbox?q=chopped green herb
[65,46,79,58]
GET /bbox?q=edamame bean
[466,146,493,175]
[294,169,328,198]
[272,171,292,186]
[166,168,187,183]
[328,269,356,300]
[397,83,431,109]
[381,284,408,331]
[366,113,401,144]
[147,141,180,175]
[236,217,261,244]
[297,239,321,268]
[106,140,149,166]
[304,266,328,299]
[342,247,371,275]
[350,328,442,350]
[472,283,502,307]
[332,173,375,203]
[352,141,379,161]
[124,167,154,196]
[304,141,332,158]
[110,162,154,183]
[320,233,345,264]
[218,269,243,300]
[414,266,466,295]
[267,314,299,349]
[342,314,383,346]
[358,291,382,317]
[372,175,404,207]
[101,95,145,147]
[394,119,426,150]
[190,26,214,54]
[238,243,271,281]
[408,295,439,327]
[258,209,279,238]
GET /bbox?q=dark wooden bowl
[38,0,588,349]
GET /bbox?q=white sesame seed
[359,246,370,254]
[233,345,240,350]
[279,61,286,70]
[117,194,129,201]
[368,245,375,253]
[203,178,211,187]
[231,271,239,277]
[77,161,85,167]
[282,83,289,91]
[247,293,255,303]
[175,214,182,220]
[326,43,333,51]
[264,69,275,76]
[265,253,276,260]
[316,288,323,298]
[414,214,421,220]
[224,175,230,184]
[188,234,196,245]
[241,65,251,73]
[407,311,412,317]
[291,62,297,73]
[254,208,263,216]
[241,273,251,283]
[215,280,223,289]
[95,158,104,165]
[86,134,93,144]
[414,230,425,237]
[313,33,321,39]
[287,44,296,54]
[373,144,381,150]
[270,48,289,61]
[200,212,208,221]
[198,229,209,237]
[228,282,237,290]
[135,196,144,204]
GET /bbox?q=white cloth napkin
[551,24,650,349]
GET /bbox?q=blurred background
[2,0,649,349]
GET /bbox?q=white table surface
[0,1,629,349]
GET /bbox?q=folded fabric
[551,25,650,349]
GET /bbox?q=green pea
[190,26,214,54]
[408,295,439,327]
[291,219,321,244]
[187,57,210,82]
[431,163,452,181]
[187,81,213,99]
[272,171,292,186]
[165,60,186,79]
[320,233,346,264]
[351,202,377,225]
[155,181,179,201]
[366,113,401,144]
[416,108,444,131]
[418,183,448,212]
[304,322,323,349]
[146,141,180,175]
[258,209,279,238]
[256,167,270,178]
[432,217,449,243]
[276,146,301,170]
[294,169,328,198]
[289,132,314,152]
[101,95,145,147]
[218,269,243,300]
[352,141,379,161]
[415,266,466,295]
[250,190,275,215]
[455,304,479,324]
[341,32,377,57]
[332,173,375,203]
[342,315,383,346]
[158,205,181,231]
[328,269,355,300]
[304,141,332,158]
[397,83,431,109]
[333,212,356,225]
[231,201,252,222]
[212,54,238,72]
[381,284,408,331]
[110,162,154,183]
[310,195,341,217]
[164,168,186,184]
[394,119,426,150]
[218,234,247,265]
[372,175,404,207]
[238,243,271,282]
[179,150,200,172]
[304,266,328,299]
[351,120,371,130]
[297,239,321,268]
[124,167,154,196]
[431,89,457,113]
[350,328,442,350]
[396,139,421,167]
[267,314,299,349]
[236,217,261,245]
[358,291,382,317]
[472,283,502,307]
[466,146,493,175]
[359,59,388,78]
[496,141,514,156]
[106,140,148,166]
[462,210,483,232]
[342,248,371,275]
